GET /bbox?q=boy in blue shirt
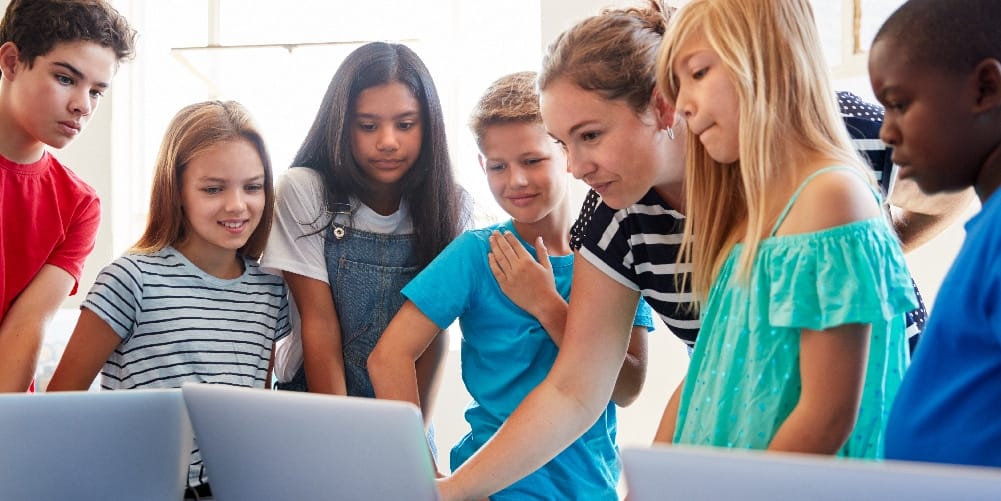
[870,0,1001,467]
[369,71,653,500]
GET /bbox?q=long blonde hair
[658,0,873,301]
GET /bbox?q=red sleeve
[47,195,100,295]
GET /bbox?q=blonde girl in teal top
[657,0,917,457]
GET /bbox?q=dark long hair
[292,41,462,268]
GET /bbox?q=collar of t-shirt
[331,197,413,235]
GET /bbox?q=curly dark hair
[0,0,137,72]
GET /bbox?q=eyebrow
[486,150,548,162]
[197,174,265,183]
[674,50,701,71]
[874,85,897,103]
[355,111,420,120]
[53,62,110,89]
[567,120,599,137]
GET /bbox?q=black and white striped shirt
[86,247,290,390]
[571,189,700,346]
[85,247,290,390]
[570,93,927,349]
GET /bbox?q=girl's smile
[176,138,266,271]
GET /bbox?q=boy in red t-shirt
[0,0,136,392]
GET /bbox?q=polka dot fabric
[838,91,885,120]
[569,189,601,252]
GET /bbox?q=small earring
[666,126,675,141]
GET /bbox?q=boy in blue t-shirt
[870,0,1001,467]
[368,71,653,500]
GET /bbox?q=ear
[972,58,1001,113]
[651,88,677,129]
[477,153,487,174]
[0,42,21,79]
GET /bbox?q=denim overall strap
[279,225,418,397]
[280,224,439,457]
[325,226,418,397]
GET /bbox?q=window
[810,0,908,100]
[111,0,542,250]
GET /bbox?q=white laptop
[623,445,1001,501]
[0,389,193,501]
[181,383,440,501]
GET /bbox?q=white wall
[56,93,116,309]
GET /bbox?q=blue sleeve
[633,298,655,331]
[985,207,1001,344]
[402,229,487,329]
[81,255,143,341]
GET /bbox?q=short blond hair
[468,71,540,147]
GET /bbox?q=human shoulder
[776,166,883,236]
[48,154,100,200]
[452,221,509,251]
[276,166,324,194]
[973,190,1001,238]
[104,247,178,274]
[274,166,327,224]
[89,250,167,297]
[242,258,288,287]
[419,221,508,276]
[1,152,99,201]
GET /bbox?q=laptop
[623,445,1001,501]
[181,383,440,501]
[0,389,193,501]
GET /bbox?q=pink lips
[219,220,248,234]
[506,194,537,207]
[371,158,405,169]
[589,181,612,195]
[59,121,81,136]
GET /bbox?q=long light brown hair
[132,100,275,260]
[658,0,874,300]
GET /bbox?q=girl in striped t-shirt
[49,100,290,495]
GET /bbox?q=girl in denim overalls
[261,42,466,424]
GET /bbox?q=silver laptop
[0,389,193,501]
[623,445,1001,501]
[181,383,440,501]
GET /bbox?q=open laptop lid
[181,383,440,501]
[623,445,1001,501]
[0,389,192,501]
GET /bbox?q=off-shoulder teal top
[673,166,917,458]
